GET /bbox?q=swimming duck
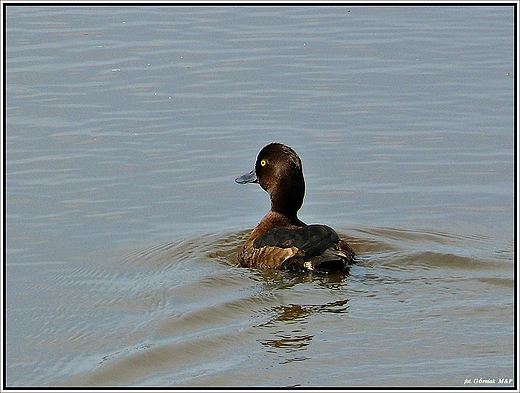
[235,143,355,271]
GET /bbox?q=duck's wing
[253,224,354,271]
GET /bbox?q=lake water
[5,5,515,388]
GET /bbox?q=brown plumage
[235,143,355,271]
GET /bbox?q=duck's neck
[250,210,305,240]
[269,174,305,220]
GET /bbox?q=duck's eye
[260,159,267,167]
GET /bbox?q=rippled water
[6,5,515,388]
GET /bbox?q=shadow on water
[52,226,512,387]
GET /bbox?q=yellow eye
[260,159,267,167]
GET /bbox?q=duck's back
[238,224,354,270]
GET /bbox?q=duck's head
[236,143,305,218]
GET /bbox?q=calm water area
[5,5,515,388]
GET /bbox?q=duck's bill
[235,170,258,184]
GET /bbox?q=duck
[235,142,355,271]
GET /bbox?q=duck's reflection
[255,299,350,364]
[260,299,350,326]
[254,267,351,290]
